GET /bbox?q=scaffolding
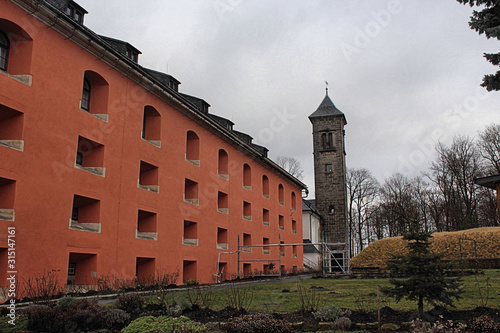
[214,234,350,282]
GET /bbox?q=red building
[0,0,305,295]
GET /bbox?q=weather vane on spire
[325,80,329,96]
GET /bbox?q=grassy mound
[351,227,500,268]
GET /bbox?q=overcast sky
[78,0,499,197]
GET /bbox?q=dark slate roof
[179,93,210,113]
[44,0,70,12]
[99,35,142,57]
[144,68,180,89]
[251,143,268,157]
[233,131,253,145]
[209,114,234,131]
[302,199,317,212]
[44,0,87,16]
[475,174,500,190]
[303,239,320,254]
[309,93,346,123]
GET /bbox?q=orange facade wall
[0,1,303,294]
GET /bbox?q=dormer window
[168,79,178,91]
[66,2,87,24]
[126,47,138,63]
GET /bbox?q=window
[81,78,91,111]
[182,260,197,283]
[243,233,252,253]
[262,175,269,198]
[293,245,298,258]
[136,257,155,284]
[278,184,284,205]
[75,136,105,176]
[136,210,157,240]
[182,220,198,246]
[186,131,200,165]
[243,164,251,189]
[262,209,270,226]
[80,71,109,120]
[141,106,161,147]
[138,161,159,192]
[292,220,297,234]
[0,177,15,221]
[0,22,33,76]
[280,241,285,256]
[0,104,24,151]
[0,30,9,71]
[218,149,229,179]
[243,263,252,277]
[70,194,101,233]
[278,215,285,230]
[66,3,86,24]
[67,253,97,286]
[329,205,335,215]
[321,132,334,150]
[325,164,332,173]
[291,192,297,210]
[217,227,228,249]
[263,238,270,255]
[243,201,252,221]
[184,179,198,204]
[217,191,228,213]
[126,47,139,62]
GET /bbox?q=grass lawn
[177,269,500,313]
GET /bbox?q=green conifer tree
[382,219,463,318]
[458,0,500,91]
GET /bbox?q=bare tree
[429,136,484,230]
[346,168,379,254]
[478,123,500,174]
[275,156,304,180]
[379,173,418,236]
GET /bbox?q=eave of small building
[12,0,307,190]
[475,174,500,190]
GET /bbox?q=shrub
[224,313,292,333]
[0,314,28,333]
[115,292,144,317]
[57,295,79,310]
[468,315,500,333]
[102,308,131,330]
[185,279,199,286]
[22,270,62,304]
[225,283,253,311]
[410,318,467,333]
[65,299,107,332]
[173,294,193,311]
[333,317,352,331]
[122,315,206,333]
[313,304,344,322]
[22,305,65,333]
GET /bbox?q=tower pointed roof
[308,90,346,122]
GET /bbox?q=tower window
[0,30,9,71]
[325,164,332,173]
[329,205,335,215]
[321,132,334,150]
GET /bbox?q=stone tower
[309,89,348,246]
